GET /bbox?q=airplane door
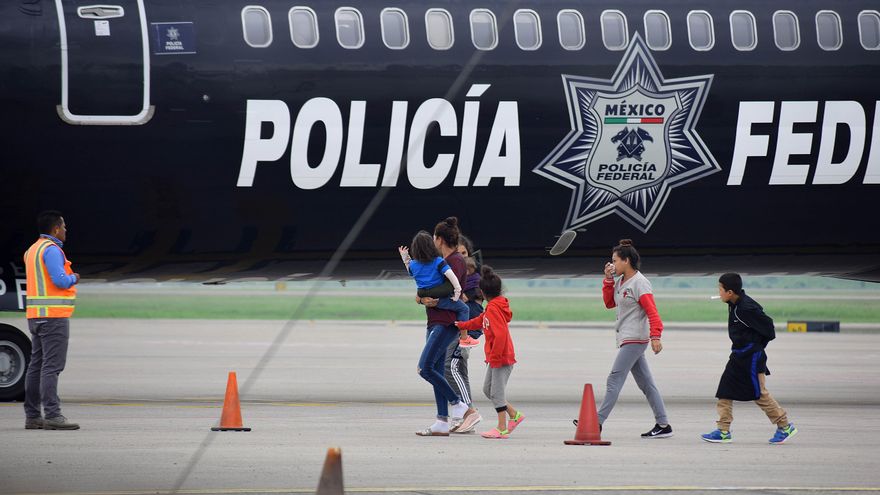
[55,0,153,124]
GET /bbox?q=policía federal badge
[533,34,720,232]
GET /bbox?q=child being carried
[399,231,480,348]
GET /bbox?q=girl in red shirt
[456,265,524,439]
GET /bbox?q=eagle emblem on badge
[533,34,720,232]
[612,127,653,161]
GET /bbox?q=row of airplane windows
[241,6,880,52]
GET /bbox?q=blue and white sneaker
[769,423,798,444]
[701,429,732,443]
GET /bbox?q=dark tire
[0,323,30,401]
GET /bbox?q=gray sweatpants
[24,318,70,419]
[444,340,472,407]
[597,342,668,425]
[483,364,513,409]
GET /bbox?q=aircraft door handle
[76,5,125,19]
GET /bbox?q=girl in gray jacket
[595,239,672,438]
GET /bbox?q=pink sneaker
[481,427,509,439]
[458,336,480,348]
[454,410,482,433]
[507,411,525,433]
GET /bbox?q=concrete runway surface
[1,318,879,495]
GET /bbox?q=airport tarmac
[1,318,879,495]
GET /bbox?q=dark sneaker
[44,415,80,430]
[769,423,798,444]
[25,417,44,430]
[641,423,673,438]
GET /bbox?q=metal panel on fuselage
[0,0,878,283]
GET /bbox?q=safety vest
[24,237,77,319]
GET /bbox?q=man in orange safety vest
[23,210,80,430]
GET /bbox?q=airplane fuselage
[2,0,879,303]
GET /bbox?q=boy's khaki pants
[716,373,788,431]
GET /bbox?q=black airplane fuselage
[2,0,880,313]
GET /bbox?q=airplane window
[381,8,409,49]
[335,8,364,49]
[289,7,318,48]
[644,10,671,50]
[242,6,272,48]
[815,11,842,51]
[730,10,757,51]
[470,9,498,50]
[858,11,880,50]
[557,10,585,50]
[426,9,454,50]
[773,11,800,51]
[601,10,628,50]
[514,10,542,50]
[687,10,714,50]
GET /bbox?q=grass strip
[4,293,878,322]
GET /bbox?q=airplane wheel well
[0,323,30,402]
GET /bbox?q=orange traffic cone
[316,447,344,495]
[564,383,610,445]
[211,371,251,432]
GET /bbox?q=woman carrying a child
[401,217,473,436]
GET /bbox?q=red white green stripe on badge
[604,117,664,124]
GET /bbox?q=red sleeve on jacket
[638,293,663,339]
[602,278,616,309]
[456,313,483,331]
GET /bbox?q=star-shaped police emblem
[533,34,720,233]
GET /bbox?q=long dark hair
[410,230,440,262]
[612,239,641,271]
[433,216,460,248]
[479,265,503,299]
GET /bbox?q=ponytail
[479,264,503,299]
